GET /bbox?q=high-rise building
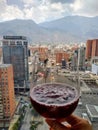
[2,36,29,90]
[0,64,16,128]
[86,39,98,60]
[0,47,2,64]
[92,39,98,57]
[71,47,86,71]
[71,50,78,71]
[79,47,86,70]
[55,52,70,64]
[86,40,92,59]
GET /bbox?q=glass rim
[30,82,80,107]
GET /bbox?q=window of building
[10,41,15,45]
[17,41,22,45]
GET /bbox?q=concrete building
[30,46,48,61]
[92,39,98,58]
[86,40,92,59]
[71,51,78,71]
[86,104,98,122]
[0,47,2,64]
[71,47,86,71]
[0,64,16,128]
[92,64,98,75]
[55,52,70,64]
[2,36,29,90]
[91,57,98,75]
[86,39,98,60]
[79,47,86,70]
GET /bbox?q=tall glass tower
[2,36,29,90]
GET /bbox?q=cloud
[0,0,24,21]
[0,0,98,23]
[71,0,98,17]
[49,0,75,4]
[0,0,6,13]
[7,0,24,9]
[23,2,66,22]
[21,0,42,8]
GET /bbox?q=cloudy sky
[0,0,98,23]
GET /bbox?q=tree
[12,121,19,130]
[30,121,43,130]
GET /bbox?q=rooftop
[3,36,27,40]
[86,104,98,117]
[0,64,12,68]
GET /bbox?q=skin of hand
[46,114,93,130]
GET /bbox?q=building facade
[2,36,29,89]
[55,52,70,64]
[30,46,48,61]
[79,47,86,70]
[71,50,78,71]
[92,39,98,57]
[86,39,98,60]
[86,40,92,59]
[71,47,86,71]
[0,64,16,128]
[92,64,98,75]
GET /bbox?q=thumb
[46,119,70,130]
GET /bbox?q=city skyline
[0,37,98,129]
[0,0,98,23]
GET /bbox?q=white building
[92,64,98,75]
[86,104,98,122]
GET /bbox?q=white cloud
[0,0,24,21]
[21,0,41,8]
[0,0,7,14]
[71,0,98,17]
[0,0,98,23]
[23,2,66,23]
[2,6,24,21]
[51,3,64,11]
[71,0,83,11]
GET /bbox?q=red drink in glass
[30,83,79,119]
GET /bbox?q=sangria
[30,83,79,119]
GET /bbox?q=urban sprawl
[0,36,98,130]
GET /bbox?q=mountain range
[0,16,98,44]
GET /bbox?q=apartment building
[55,52,70,63]
[86,39,98,60]
[0,64,16,128]
[30,46,48,61]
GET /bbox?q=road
[37,118,49,130]
[19,94,49,130]
[20,106,31,130]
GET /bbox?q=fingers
[50,128,54,130]
[65,114,83,125]
[57,114,92,129]
[57,114,83,125]
[46,119,71,130]
[46,114,92,130]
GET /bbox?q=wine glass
[30,82,80,119]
